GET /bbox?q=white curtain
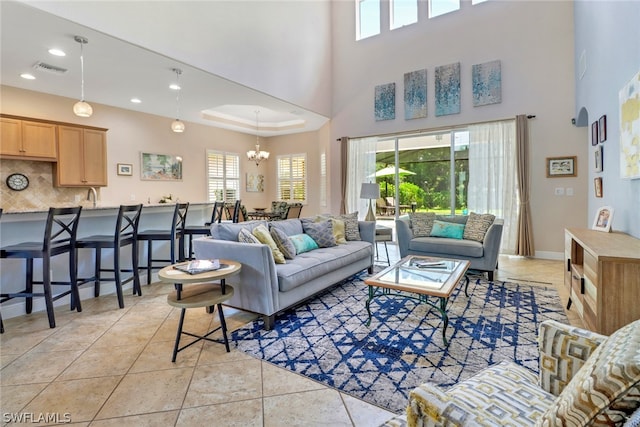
[467,120,518,254]
[346,137,378,218]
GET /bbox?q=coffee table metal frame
[158,260,241,361]
[364,255,470,345]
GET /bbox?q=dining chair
[76,204,143,308]
[284,203,303,219]
[224,200,244,223]
[0,206,83,330]
[183,201,224,260]
[137,203,189,285]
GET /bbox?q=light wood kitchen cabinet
[54,125,108,187]
[0,116,57,160]
[564,228,640,335]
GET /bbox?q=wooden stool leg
[172,308,186,362]
[217,303,230,352]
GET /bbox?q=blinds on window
[206,150,240,202]
[277,154,307,202]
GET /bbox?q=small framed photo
[591,121,599,146]
[594,145,603,172]
[599,115,607,142]
[594,177,603,197]
[592,205,613,232]
[117,163,133,176]
[546,156,577,177]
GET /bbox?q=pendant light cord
[79,40,86,101]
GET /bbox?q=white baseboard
[533,251,564,260]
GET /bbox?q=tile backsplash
[1,159,95,212]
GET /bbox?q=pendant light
[73,35,93,117]
[170,68,185,133]
[246,110,269,165]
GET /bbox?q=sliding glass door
[375,130,469,216]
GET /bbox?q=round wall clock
[6,173,29,191]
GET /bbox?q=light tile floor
[1,245,581,427]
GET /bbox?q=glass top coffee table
[364,255,471,345]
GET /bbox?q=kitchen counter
[0,202,215,321]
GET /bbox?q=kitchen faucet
[87,187,97,208]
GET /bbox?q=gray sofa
[193,218,375,329]
[396,214,503,280]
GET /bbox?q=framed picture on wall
[594,145,603,172]
[117,163,133,176]
[546,156,577,177]
[594,177,603,198]
[591,121,599,146]
[140,152,183,181]
[599,115,607,142]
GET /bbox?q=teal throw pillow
[289,233,319,254]
[301,219,336,248]
[430,220,465,239]
[270,227,296,260]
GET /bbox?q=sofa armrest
[407,382,460,427]
[480,218,503,270]
[395,215,412,258]
[193,237,280,316]
[358,220,375,245]
[538,319,607,395]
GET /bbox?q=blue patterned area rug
[231,270,569,413]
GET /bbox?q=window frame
[277,153,307,204]
[206,149,240,202]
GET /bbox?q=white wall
[26,0,333,117]
[574,0,640,238]
[330,0,587,256]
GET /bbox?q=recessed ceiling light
[48,48,66,57]
[130,98,142,104]
[20,73,35,80]
[169,83,181,91]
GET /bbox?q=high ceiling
[0,1,329,137]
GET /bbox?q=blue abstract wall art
[404,69,427,120]
[435,62,461,116]
[375,82,396,121]
[472,60,502,107]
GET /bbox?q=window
[391,0,417,30]
[429,0,460,18]
[206,150,240,202]
[356,0,380,40]
[277,154,307,203]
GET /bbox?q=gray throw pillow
[301,219,336,248]
[463,212,495,242]
[270,227,296,259]
[409,212,436,237]
[238,227,261,244]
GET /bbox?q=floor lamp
[360,183,380,222]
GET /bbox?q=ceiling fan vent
[32,61,68,75]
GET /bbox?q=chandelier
[246,110,269,165]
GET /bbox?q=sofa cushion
[314,216,347,244]
[536,319,640,426]
[269,218,303,236]
[270,227,296,260]
[276,241,372,292]
[252,224,286,264]
[410,212,436,237]
[238,227,261,244]
[320,212,361,241]
[289,233,319,255]
[430,220,465,239]
[302,219,336,248]
[211,220,267,241]
[463,212,496,242]
[409,236,484,258]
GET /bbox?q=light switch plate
[555,187,565,196]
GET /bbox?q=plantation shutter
[277,154,307,203]
[207,150,240,202]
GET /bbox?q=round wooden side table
[158,259,241,362]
